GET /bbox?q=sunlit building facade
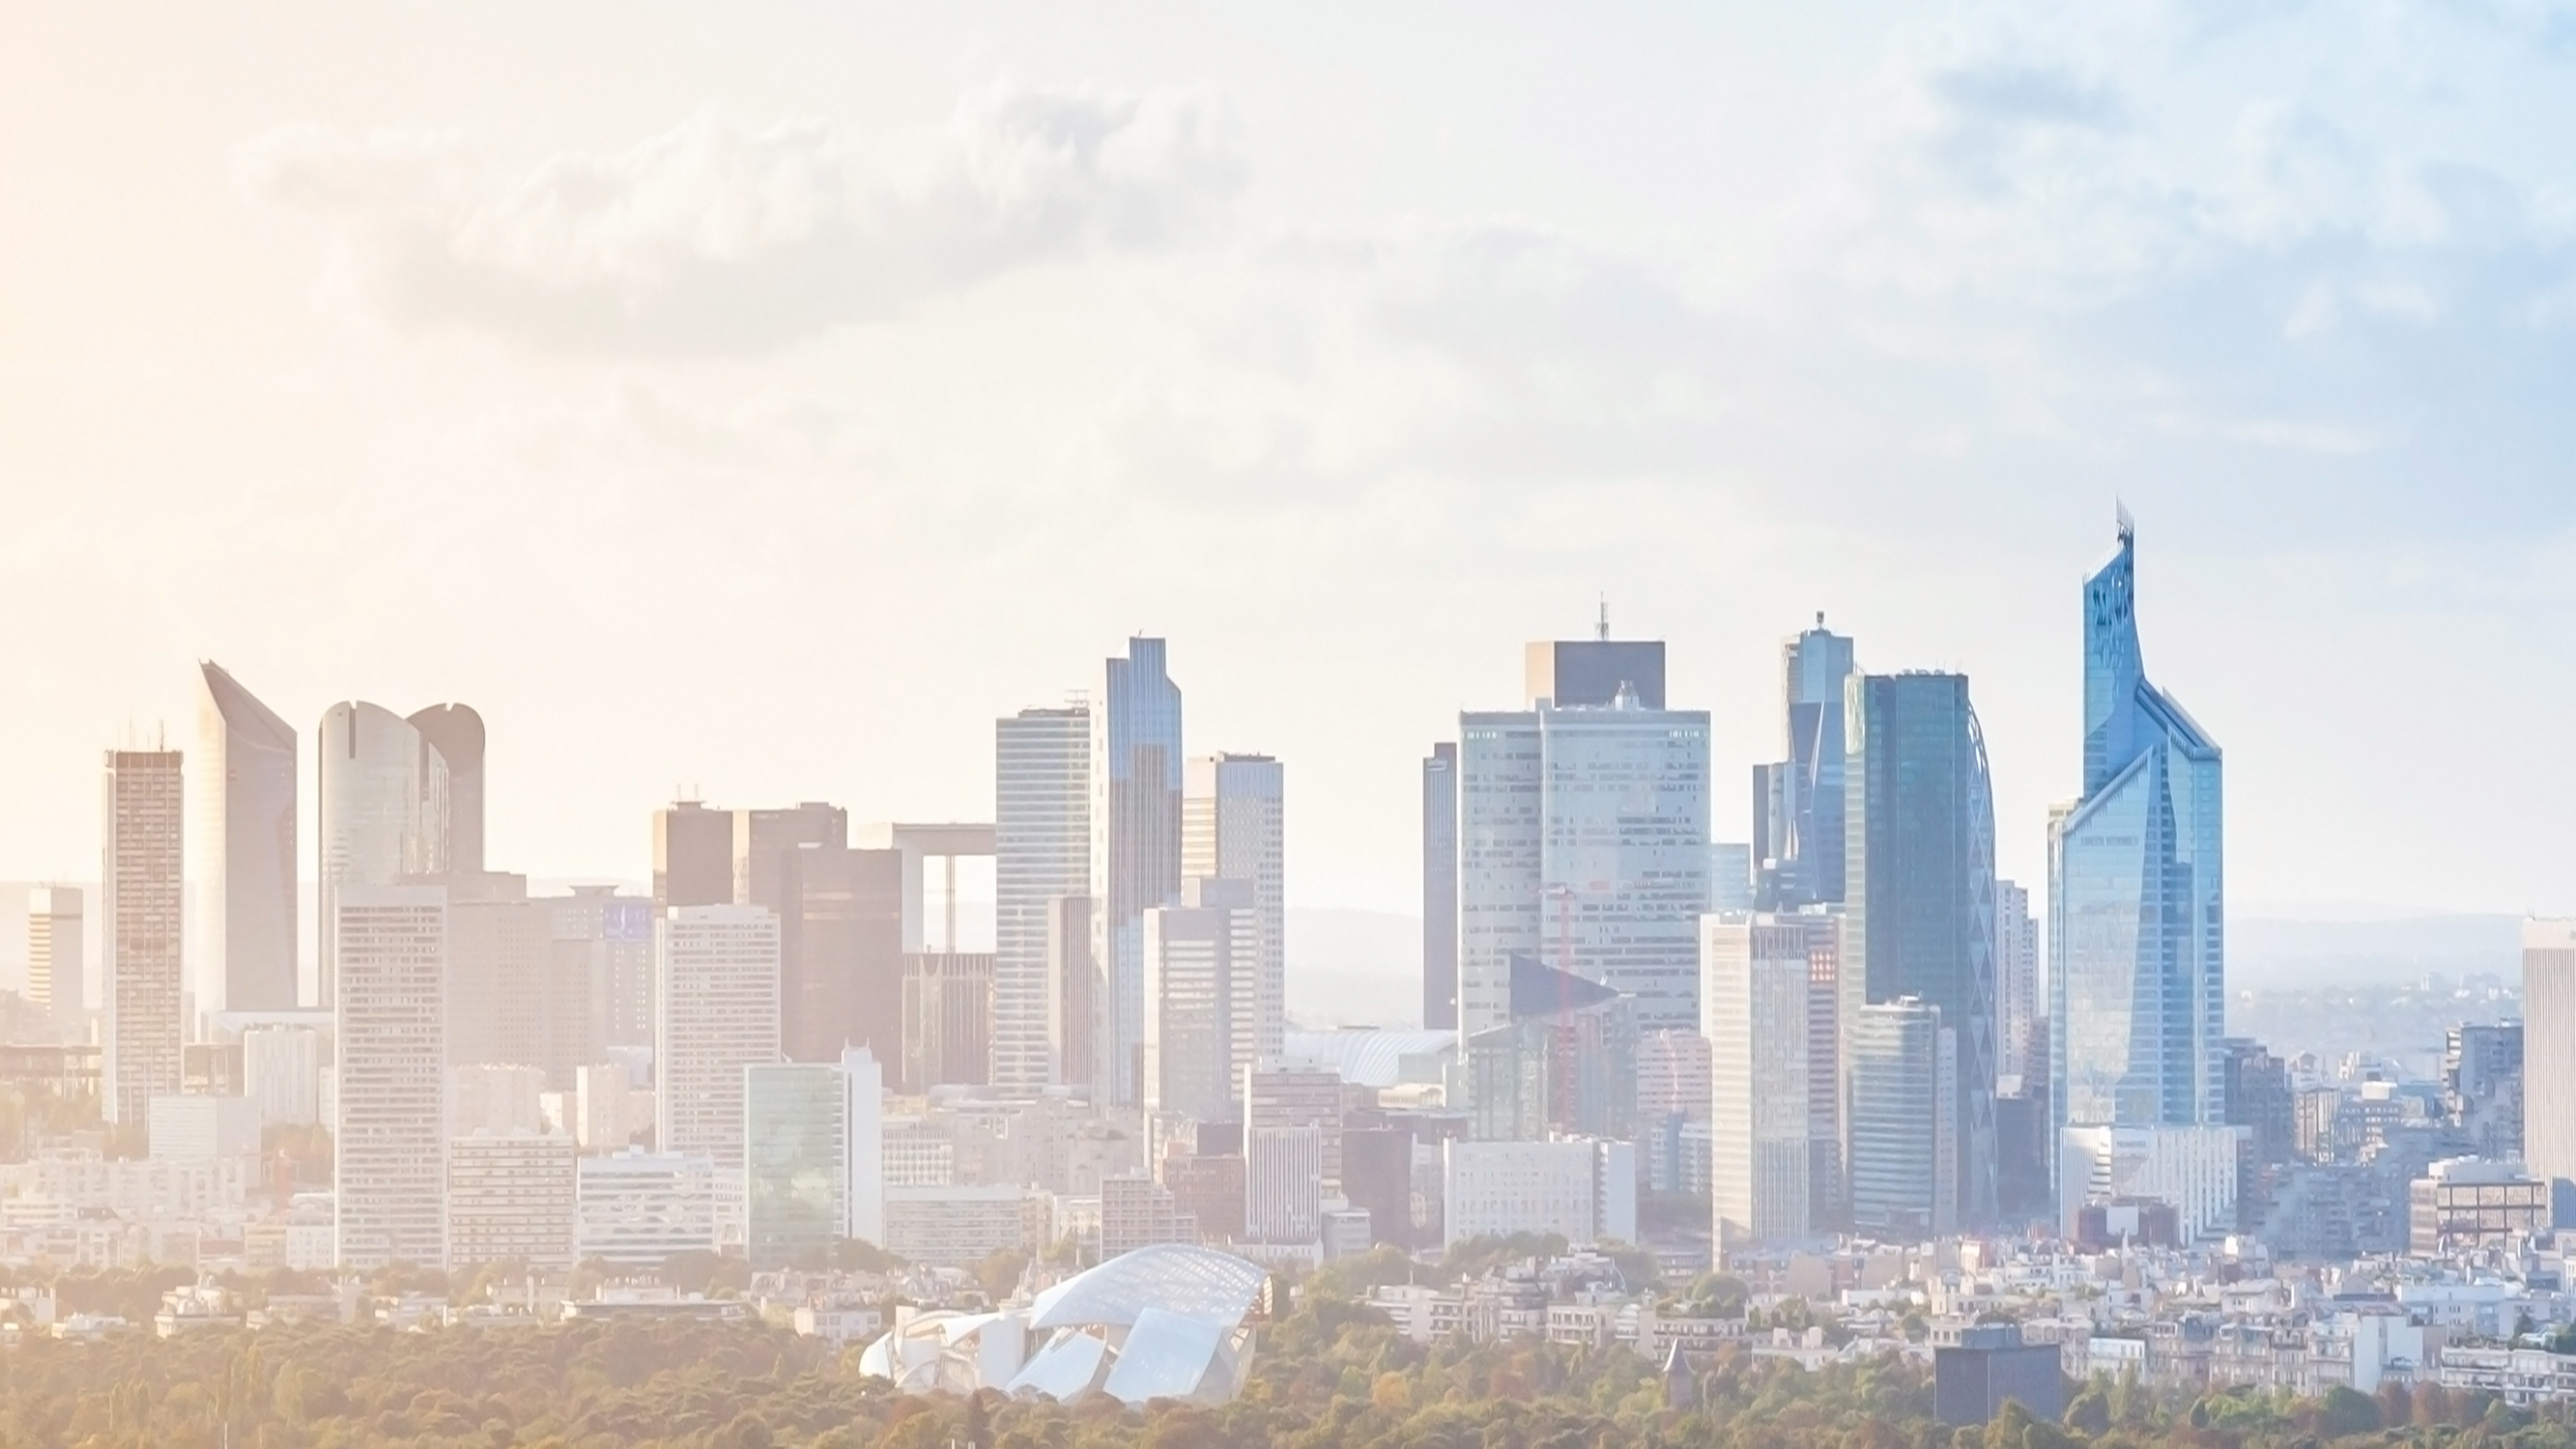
[1091,639,1185,1105]
[193,663,300,1016]
[2050,515,2225,1162]
[994,705,1091,1092]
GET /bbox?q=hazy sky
[6,3,2575,918]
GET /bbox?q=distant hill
[2229,911,2521,988]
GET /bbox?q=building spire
[1596,594,1610,642]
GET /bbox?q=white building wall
[334,885,447,1270]
[575,1150,716,1264]
[1444,1139,1630,1249]
[243,1025,322,1126]
[2524,920,2576,1196]
[843,1046,885,1247]
[654,905,780,1172]
[993,707,1089,1091]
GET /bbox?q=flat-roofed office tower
[735,803,847,918]
[406,703,485,876]
[334,883,448,1270]
[1185,753,1284,1069]
[994,703,1091,1092]
[1846,997,1957,1237]
[653,800,734,912]
[27,886,83,1041]
[1458,627,1711,1043]
[655,904,782,1175]
[2050,513,2225,1149]
[1421,743,1459,1031]
[779,843,904,1063]
[1092,638,1184,1106]
[1846,670,1997,1226]
[1703,913,1842,1251]
[2523,921,2576,1200]
[1524,617,1667,709]
[102,747,184,1126]
[1752,618,1855,910]
[192,663,299,1015]
[318,702,457,1008]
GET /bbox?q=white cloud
[235,78,1243,355]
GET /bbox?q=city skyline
[8,7,2576,923]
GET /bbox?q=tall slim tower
[994,705,1091,1092]
[1993,879,2039,1088]
[1844,670,1996,1226]
[655,904,782,1175]
[2522,921,2576,1198]
[2050,514,2225,1145]
[318,702,453,1007]
[1184,753,1284,1069]
[102,747,184,1126]
[1090,639,1184,1105]
[406,704,485,876]
[1421,743,1458,1032]
[334,883,448,1270]
[194,663,300,1016]
[1753,619,1855,909]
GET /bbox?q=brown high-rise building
[652,801,733,912]
[735,803,847,917]
[778,844,902,1063]
[103,748,185,1127]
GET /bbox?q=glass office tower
[1845,670,1997,1226]
[2050,513,2225,1142]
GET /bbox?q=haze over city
[10,4,2576,921]
[8,8,2576,1440]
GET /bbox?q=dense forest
[0,1266,2557,1449]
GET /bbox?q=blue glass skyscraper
[2050,512,2224,1141]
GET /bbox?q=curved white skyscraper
[317,701,454,1007]
[193,662,299,1015]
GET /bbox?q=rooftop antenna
[1595,595,1610,642]
[2115,499,2135,544]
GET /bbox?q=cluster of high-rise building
[54,515,2576,1285]
[1414,515,2248,1260]
[12,638,1320,1276]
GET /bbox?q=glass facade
[2051,517,2224,1145]
[744,1062,849,1270]
[1091,639,1184,1105]
[1844,671,1997,1225]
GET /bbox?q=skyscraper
[1753,618,1855,910]
[1091,639,1184,1105]
[102,747,184,1127]
[1703,913,1840,1249]
[655,904,782,1175]
[1457,633,1711,1043]
[745,1060,854,1270]
[193,663,299,1016]
[406,703,486,875]
[1141,895,1237,1121]
[318,702,458,1007]
[2050,514,2225,1148]
[26,886,82,1041]
[1845,670,1997,1225]
[2522,921,2576,1202]
[778,843,905,1063]
[335,884,448,1270]
[1846,998,1958,1237]
[1994,879,2039,1088]
[735,803,847,918]
[1184,753,1284,1070]
[1422,742,1459,1032]
[994,704,1090,1092]
[653,800,734,912]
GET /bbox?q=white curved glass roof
[1027,1243,1268,1331]
[1100,1307,1227,1406]
[1279,1029,1455,1088]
